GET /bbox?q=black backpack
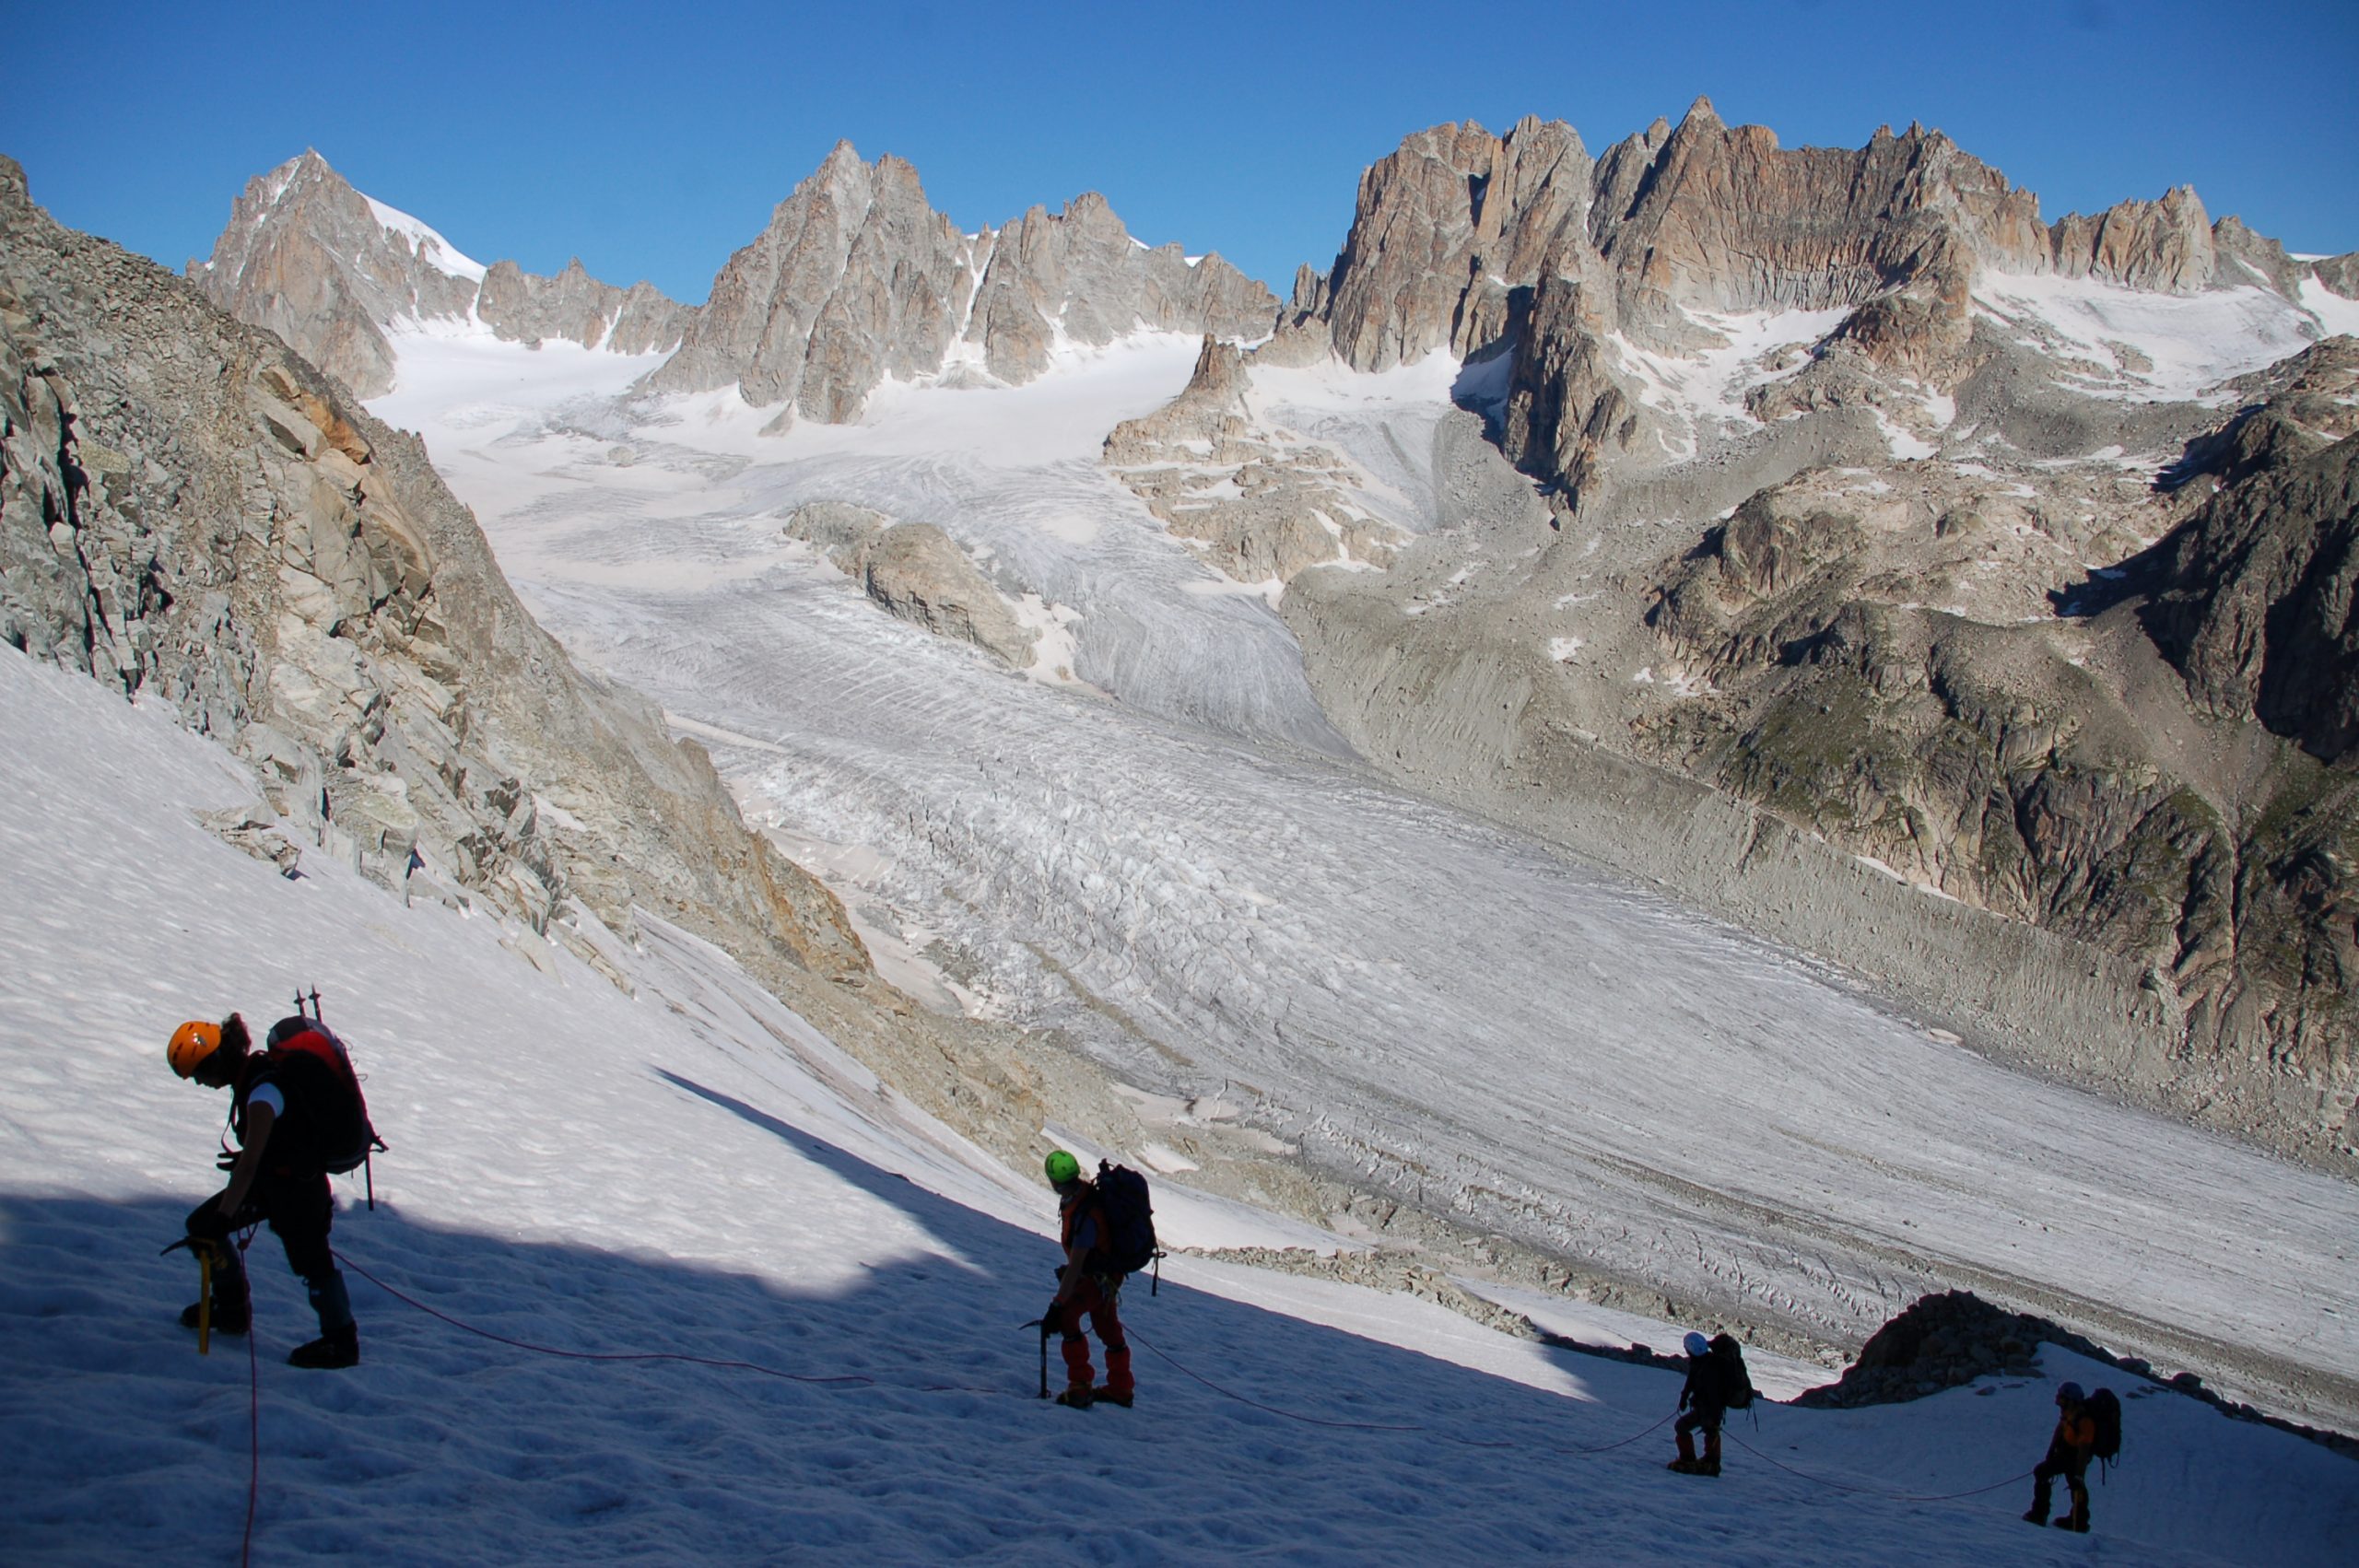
[2086,1387,2122,1464]
[1095,1160,1163,1291]
[1711,1334,1756,1410]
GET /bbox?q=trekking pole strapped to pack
[277,986,389,1204]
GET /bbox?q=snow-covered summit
[187,150,690,398]
[360,190,487,282]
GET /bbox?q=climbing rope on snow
[1130,1328,1676,1456]
[333,1249,876,1387]
[1129,1328,1431,1433]
[1721,1428,2038,1503]
[240,1310,260,1568]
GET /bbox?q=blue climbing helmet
[1684,1331,1710,1357]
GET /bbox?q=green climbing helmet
[1044,1149,1082,1185]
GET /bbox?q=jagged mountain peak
[1677,93,1724,131]
[189,153,692,397]
[639,140,1278,427]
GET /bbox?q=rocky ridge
[640,142,1280,428]
[187,152,691,398]
[1273,102,2359,519]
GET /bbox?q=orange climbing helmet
[167,1019,223,1079]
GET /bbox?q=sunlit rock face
[187,150,689,400]
[640,142,1279,428]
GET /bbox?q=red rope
[241,1311,259,1568]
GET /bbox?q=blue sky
[10,0,2355,303]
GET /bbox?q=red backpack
[264,1013,384,1177]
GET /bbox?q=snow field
[4,646,2352,1564]
[1973,271,2330,402]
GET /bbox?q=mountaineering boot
[1669,1429,1697,1471]
[1700,1432,1722,1477]
[288,1323,359,1369]
[2022,1509,2048,1527]
[180,1295,252,1335]
[2053,1505,2090,1534]
[1097,1389,1134,1408]
[1053,1385,1095,1409]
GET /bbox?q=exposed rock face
[475,258,694,355]
[644,146,972,423]
[1318,116,1595,372]
[1103,336,1403,582]
[186,151,472,397]
[2143,352,2359,763]
[1242,108,2359,1167]
[642,142,1279,424]
[1290,105,2359,519]
[4,152,858,985]
[783,502,1039,668]
[188,151,690,398]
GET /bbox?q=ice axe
[161,1235,227,1356]
[1018,1311,1047,1396]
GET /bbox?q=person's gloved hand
[1040,1300,1065,1335]
[185,1204,234,1243]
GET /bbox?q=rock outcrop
[783,502,1039,668]
[1102,336,1403,582]
[1795,1290,2354,1458]
[187,151,690,398]
[475,257,693,356]
[640,142,1279,426]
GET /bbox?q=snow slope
[362,333,2359,1438]
[3,646,2353,1564]
[1973,272,2335,403]
[362,194,487,285]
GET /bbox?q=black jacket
[1680,1352,1736,1413]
